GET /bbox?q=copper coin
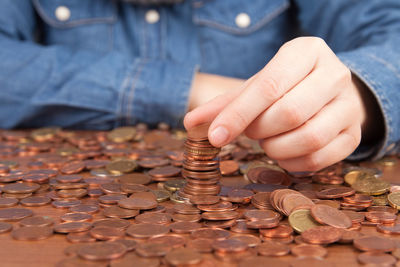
[121,184,149,194]
[118,197,157,210]
[341,210,365,223]
[201,210,239,221]
[316,187,355,199]
[54,222,92,233]
[353,235,396,252]
[173,203,201,214]
[148,234,186,248]
[67,231,96,243]
[257,240,290,256]
[230,219,258,234]
[148,166,181,178]
[212,238,248,253]
[291,244,328,258]
[77,242,127,261]
[191,228,230,240]
[189,195,220,205]
[243,209,280,221]
[0,208,33,221]
[0,222,12,233]
[99,194,126,205]
[358,251,397,265]
[57,188,87,198]
[56,175,83,183]
[93,219,130,230]
[301,226,342,245]
[103,206,139,219]
[220,160,239,176]
[260,225,293,238]
[377,224,400,235]
[12,226,53,241]
[230,234,261,248]
[2,182,40,194]
[186,238,213,253]
[109,253,159,267]
[136,242,172,257]
[20,215,54,227]
[0,197,18,207]
[171,213,201,223]
[170,221,202,234]
[203,219,237,229]
[135,212,171,224]
[69,204,99,214]
[20,196,51,206]
[310,204,352,228]
[227,188,254,203]
[61,212,93,222]
[90,226,125,241]
[246,219,280,229]
[108,239,137,251]
[52,199,81,209]
[165,248,203,266]
[61,161,85,174]
[126,223,169,239]
[365,211,397,224]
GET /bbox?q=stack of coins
[180,123,221,197]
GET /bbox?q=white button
[145,10,160,24]
[235,13,251,28]
[55,6,71,22]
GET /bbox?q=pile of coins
[181,123,221,197]
[0,126,398,266]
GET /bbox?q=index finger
[208,37,321,147]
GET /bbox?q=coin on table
[118,197,157,210]
[20,215,54,227]
[301,226,342,245]
[103,206,139,219]
[126,223,169,239]
[388,192,400,209]
[0,197,18,208]
[90,226,125,241]
[0,222,12,233]
[289,209,322,233]
[135,212,172,225]
[230,234,261,248]
[256,240,290,256]
[291,244,328,258]
[260,225,293,238]
[169,221,202,234]
[93,218,130,230]
[12,226,53,241]
[106,160,137,175]
[165,248,203,266]
[190,228,230,240]
[107,239,137,252]
[353,235,396,252]
[61,212,92,222]
[0,208,33,221]
[67,231,96,243]
[54,222,92,233]
[20,196,51,207]
[77,242,127,261]
[358,251,397,265]
[61,161,85,174]
[310,204,352,229]
[2,182,40,194]
[212,238,248,253]
[136,242,172,257]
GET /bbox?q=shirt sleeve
[0,1,197,130]
[294,0,400,160]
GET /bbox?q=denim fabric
[0,0,399,160]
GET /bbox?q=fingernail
[210,126,229,147]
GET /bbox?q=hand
[185,37,367,172]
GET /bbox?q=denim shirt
[0,0,399,160]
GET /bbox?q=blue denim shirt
[0,0,399,160]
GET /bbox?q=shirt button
[235,13,251,28]
[55,6,71,22]
[145,10,160,24]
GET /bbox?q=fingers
[208,38,321,147]
[275,124,361,172]
[245,65,351,139]
[259,95,358,159]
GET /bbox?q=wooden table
[0,153,398,267]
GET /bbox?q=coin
[288,209,321,233]
[358,251,397,265]
[164,248,203,266]
[353,235,396,252]
[257,240,290,256]
[12,226,53,241]
[0,208,33,221]
[77,242,127,261]
[90,227,125,241]
[20,215,54,227]
[291,244,328,258]
[310,204,352,228]
[0,222,12,233]
[126,223,169,239]
[301,226,342,245]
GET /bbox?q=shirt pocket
[33,0,117,52]
[192,0,291,78]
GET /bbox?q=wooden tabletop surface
[0,158,398,267]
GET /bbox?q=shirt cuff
[338,47,400,161]
[120,59,198,128]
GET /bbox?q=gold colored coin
[106,160,137,175]
[107,127,136,143]
[288,209,321,233]
[351,175,390,195]
[388,192,400,210]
